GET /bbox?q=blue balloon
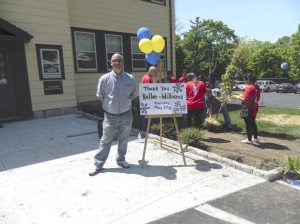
[146,51,160,65]
[281,62,288,70]
[137,27,152,40]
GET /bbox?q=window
[36,44,65,80]
[159,46,167,69]
[105,34,123,71]
[74,31,97,72]
[131,37,146,71]
[150,0,166,5]
[0,53,8,85]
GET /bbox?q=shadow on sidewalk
[92,160,223,180]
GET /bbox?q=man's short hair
[148,66,157,72]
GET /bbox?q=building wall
[0,0,77,112]
[0,0,175,112]
[68,0,175,103]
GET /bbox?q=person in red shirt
[140,66,157,130]
[141,66,157,83]
[178,69,188,83]
[185,73,207,128]
[166,70,176,83]
[241,73,261,144]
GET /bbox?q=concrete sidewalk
[0,114,267,224]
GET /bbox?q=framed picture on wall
[36,44,65,80]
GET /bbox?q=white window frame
[159,46,167,69]
[105,34,123,71]
[131,37,147,71]
[74,31,98,72]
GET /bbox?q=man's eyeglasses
[111,59,122,63]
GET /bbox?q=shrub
[149,121,177,140]
[283,156,300,179]
[283,156,300,175]
[180,127,204,149]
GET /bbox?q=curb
[147,134,283,182]
[188,147,283,182]
[75,111,283,182]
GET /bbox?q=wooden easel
[139,114,187,167]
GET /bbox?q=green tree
[175,35,186,78]
[288,29,300,81]
[219,38,258,102]
[247,42,284,79]
[276,36,290,46]
[182,18,238,85]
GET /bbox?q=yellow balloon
[152,35,165,53]
[138,38,153,54]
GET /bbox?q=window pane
[107,44,122,53]
[74,31,97,71]
[133,60,146,69]
[0,53,8,85]
[106,35,122,53]
[105,34,123,71]
[131,38,142,54]
[132,54,145,60]
[75,32,95,51]
[77,52,96,69]
[131,37,146,71]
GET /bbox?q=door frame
[0,18,33,120]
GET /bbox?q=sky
[175,0,300,43]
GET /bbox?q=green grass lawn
[226,106,300,140]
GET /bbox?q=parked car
[232,81,245,91]
[239,83,249,91]
[276,83,294,93]
[257,80,278,92]
[294,83,300,94]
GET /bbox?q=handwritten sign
[139,83,187,115]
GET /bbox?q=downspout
[169,0,174,73]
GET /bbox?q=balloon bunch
[281,62,288,70]
[137,27,165,65]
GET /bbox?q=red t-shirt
[141,74,153,83]
[167,76,177,83]
[186,80,207,110]
[178,76,187,83]
[243,84,260,116]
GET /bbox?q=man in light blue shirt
[89,53,138,176]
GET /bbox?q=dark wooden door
[0,45,18,119]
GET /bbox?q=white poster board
[139,83,187,115]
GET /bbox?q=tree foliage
[247,42,284,78]
[219,38,257,102]
[176,20,300,83]
[181,18,238,84]
[288,29,300,81]
[175,35,186,77]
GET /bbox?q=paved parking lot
[232,91,300,109]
